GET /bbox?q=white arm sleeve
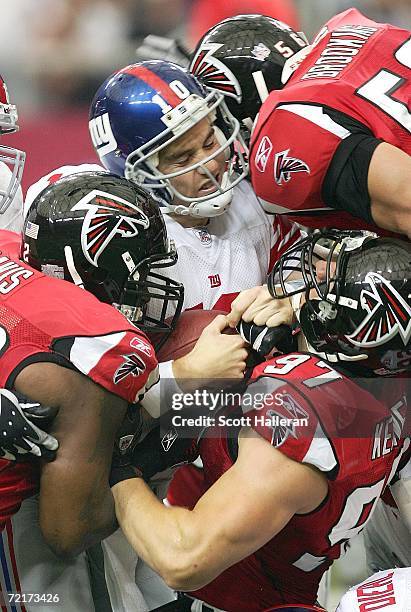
[139,360,183,418]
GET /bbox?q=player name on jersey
[0,255,33,294]
[371,397,406,460]
[302,25,378,80]
[356,571,396,610]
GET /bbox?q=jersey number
[264,354,342,387]
[356,38,411,132]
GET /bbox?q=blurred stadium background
[5,1,409,608]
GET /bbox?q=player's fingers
[28,422,59,451]
[204,314,229,334]
[265,307,294,328]
[227,287,261,327]
[22,438,41,457]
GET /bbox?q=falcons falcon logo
[267,392,309,448]
[346,272,411,348]
[274,149,310,185]
[72,189,150,266]
[114,352,147,384]
[190,42,241,101]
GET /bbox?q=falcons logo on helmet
[72,189,150,266]
[347,272,411,348]
[190,42,241,101]
[114,352,147,384]
[274,149,310,185]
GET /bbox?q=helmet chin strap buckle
[318,300,337,322]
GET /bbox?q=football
[157,309,235,362]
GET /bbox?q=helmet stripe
[120,65,181,107]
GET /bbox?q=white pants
[363,499,411,572]
[99,529,175,611]
[6,495,95,612]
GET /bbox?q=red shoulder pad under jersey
[323,7,382,31]
[0,237,158,403]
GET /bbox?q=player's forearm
[112,478,209,590]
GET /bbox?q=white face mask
[0,162,24,231]
[124,91,248,219]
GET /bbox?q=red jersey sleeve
[53,329,159,405]
[246,367,338,477]
[251,103,344,215]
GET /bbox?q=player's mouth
[198,172,221,194]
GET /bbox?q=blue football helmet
[89,60,248,218]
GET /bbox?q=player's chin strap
[64,245,85,289]
[166,174,233,218]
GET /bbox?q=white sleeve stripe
[270,227,280,248]
[70,332,126,375]
[277,223,299,252]
[302,420,338,473]
[277,103,351,139]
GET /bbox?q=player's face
[157,116,227,206]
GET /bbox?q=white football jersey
[160,179,300,314]
[337,568,411,611]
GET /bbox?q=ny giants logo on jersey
[347,273,411,348]
[255,136,273,173]
[190,43,242,101]
[114,352,147,384]
[72,190,150,267]
[274,149,310,185]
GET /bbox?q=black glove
[110,425,199,487]
[0,390,58,462]
[236,320,295,356]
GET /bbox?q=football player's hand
[110,425,199,486]
[135,35,191,67]
[236,320,293,356]
[174,314,248,381]
[0,390,58,462]
[227,285,294,328]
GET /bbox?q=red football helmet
[0,75,25,214]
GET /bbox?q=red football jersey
[0,230,158,529]
[250,9,411,231]
[190,354,409,610]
